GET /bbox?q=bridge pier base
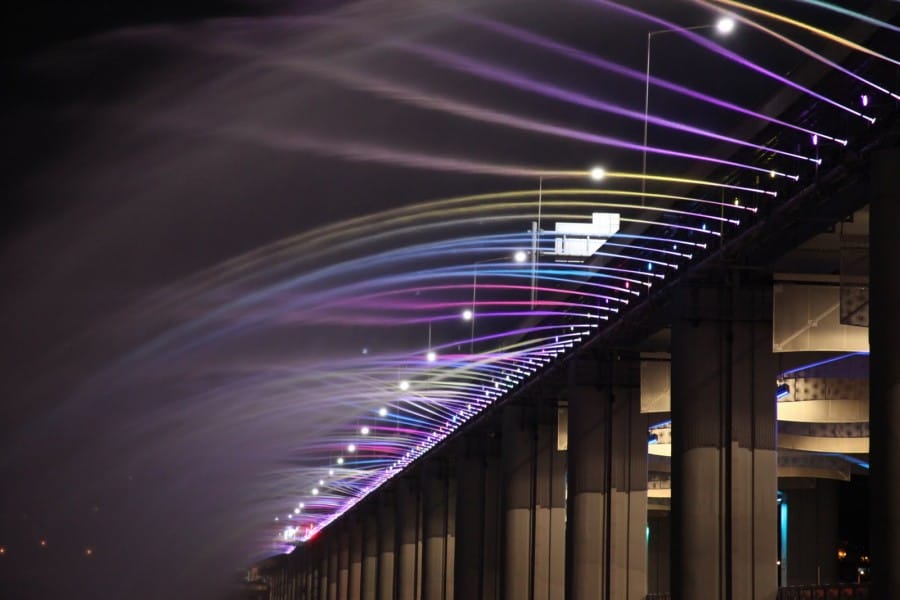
[671,283,777,600]
[869,146,900,600]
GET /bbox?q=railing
[778,584,870,600]
[648,585,870,600]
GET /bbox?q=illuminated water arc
[158,185,746,304]
[163,191,731,313]
[782,0,900,34]
[603,171,774,197]
[229,118,800,184]
[590,0,876,122]
[458,12,848,144]
[693,0,900,101]
[706,0,900,71]
[401,43,819,163]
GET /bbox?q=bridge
[245,4,900,600]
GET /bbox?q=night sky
[2,1,891,597]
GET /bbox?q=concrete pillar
[445,466,457,600]
[783,479,838,585]
[609,385,648,600]
[671,283,778,600]
[338,528,350,600]
[532,415,566,600]
[328,536,338,600]
[869,146,900,600]
[350,520,363,600]
[502,404,536,600]
[454,443,482,598]
[396,477,420,600]
[483,436,502,599]
[567,384,609,600]
[422,462,450,600]
[362,511,378,600]
[308,549,318,600]
[377,493,395,600]
[647,512,671,595]
[319,543,329,600]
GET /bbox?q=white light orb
[716,17,735,34]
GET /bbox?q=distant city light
[348,444,357,453]
[462,309,473,321]
[399,380,410,391]
[426,351,437,362]
[337,457,344,465]
[590,166,606,181]
[514,250,528,263]
[360,426,370,435]
[861,94,869,107]
[312,488,319,495]
[318,479,324,486]
[378,407,388,417]
[294,507,300,514]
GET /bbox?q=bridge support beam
[567,360,648,600]
[349,519,362,599]
[567,384,609,600]
[609,384,648,600]
[337,527,349,600]
[533,414,566,600]
[671,283,777,600]
[870,146,900,600]
[362,511,378,600]
[783,479,838,586]
[377,492,395,600]
[422,460,453,600]
[328,536,338,600]
[319,541,329,600]
[395,477,420,600]
[502,404,536,600]
[454,439,484,598]
[454,432,502,599]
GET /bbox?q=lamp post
[641,17,735,205]
[467,252,528,354]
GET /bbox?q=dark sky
[1,0,891,597]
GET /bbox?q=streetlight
[641,16,735,205]
[469,252,528,354]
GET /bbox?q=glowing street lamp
[642,16,736,204]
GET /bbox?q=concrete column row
[271,402,576,600]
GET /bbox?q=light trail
[458,12,849,144]
[589,0,877,122]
